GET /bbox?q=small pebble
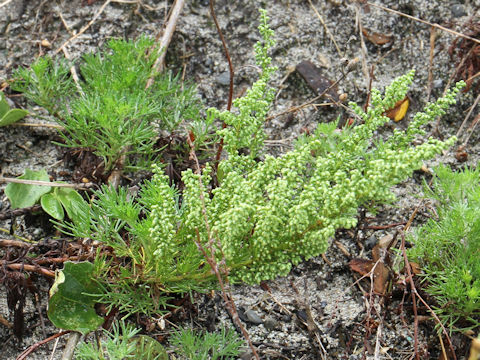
[204,58,213,68]
[433,79,443,89]
[365,235,377,250]
[238,350,253,360]
[237,307,249,323]
[295,309,308,323]
[245,309,263,324]
[216,72,230,86]
[264,316,279,331]
[32,228,43,238]
[315,276,326,290]
[451,4,467,17]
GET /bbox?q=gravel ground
[0,0,479,359]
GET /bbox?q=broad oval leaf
[47,262,103,334]
[5,169,52,209]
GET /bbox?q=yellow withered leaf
[385,96,410,122]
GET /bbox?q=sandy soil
[0,0,479,359]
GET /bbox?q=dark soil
[1,0,479,359]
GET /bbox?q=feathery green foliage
[59,10,464,316]
[75,320,168,360]
[408,165,480,332]
[12,56,75,115]
[12,36,201,172]
[169,327,244,360]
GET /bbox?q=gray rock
[433,79,444,89]
[216,71,231,86]
[451,4,467,17]
[245,309,263,324]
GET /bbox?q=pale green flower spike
[176,11,464,284]
[64,10,465,295]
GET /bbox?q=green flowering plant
[59,10,464,315]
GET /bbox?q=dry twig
[146,0,186,87]
[426,27,437,102]
[367,2,480,45]
[0,261,55,278]
[61,332,81,360]
[208,0,235,179]
[307,0,341,56]
[55,0,112,54]
[0,176,92,190]
[0,239,31,248]
[291,280,328,359]
[456,92,480,140]
[16,331,71,360]
[399,231,457,360]
[355,5,371,98]
[187,135,260,360]
[0,0,14,9]
[10,122,64,129]
[0,314,13,329]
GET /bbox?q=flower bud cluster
[143,12,463,285]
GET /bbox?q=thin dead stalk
[0,0,14,9]
[291,280,328,359]
[0,239,31,248]
[426,27,437,102]
[0,261,55,278]
[367,2,480,45]
[307,0,341,56]
[16,331,71,360]
[209,0,234,111]
[61,332,81,360]
[456,92,480,139]
[0,313,13,329]
[462,113,480,147]
[55,0,112,54]
[0,176,92,190]
[10,122,64,129]
[399,231,457,360]
[146,0,186,88]
[355,5,371,99]
[400,232,420,360]
[187,135,260,360]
